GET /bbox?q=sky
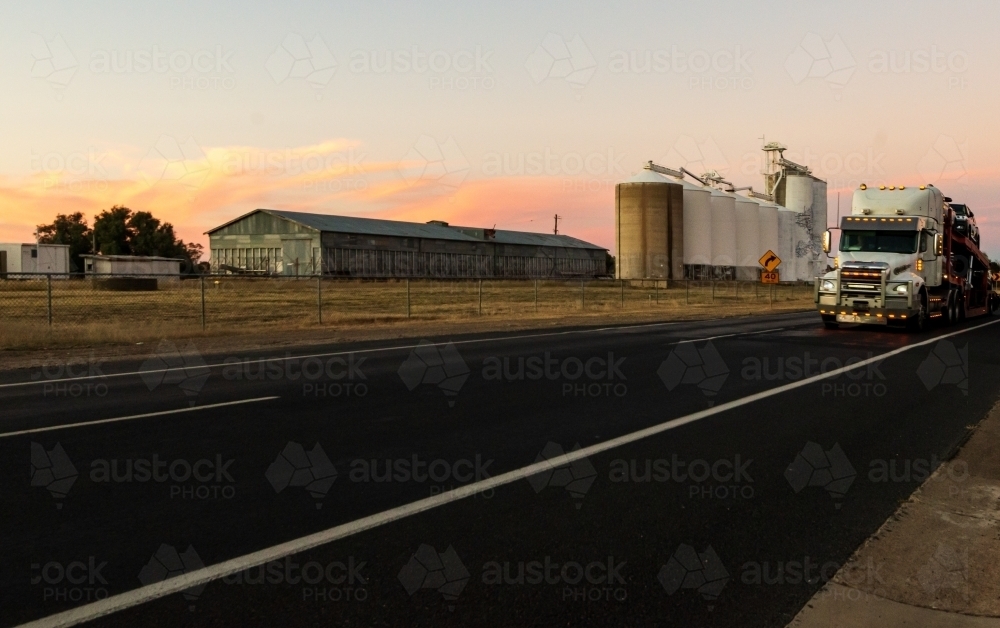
[3,0,999,259]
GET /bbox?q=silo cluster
[615,143,828,283]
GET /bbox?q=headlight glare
[821,280,836,292]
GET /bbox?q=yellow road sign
[759,250,781,272]
[761,271,780,284]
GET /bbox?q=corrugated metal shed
[208,209,604,250]
[267,210,483,242]
[491,230,603,250]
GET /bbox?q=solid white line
[16,316,1000,628]
[0,397,280,439]
[666,327,784,345]
[0,313,813,389]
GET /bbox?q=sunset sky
[4,0,999,259]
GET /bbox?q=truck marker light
[899,186,905,190]
[879,185,886,190]
[919,185,926,190]
[860,183,867,190]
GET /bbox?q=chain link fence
[0,273,815,338]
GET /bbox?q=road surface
[3,311,998,627]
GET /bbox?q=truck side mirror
[822,230,832,253]
[934,233,943,256]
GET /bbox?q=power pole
[553,214,561,235]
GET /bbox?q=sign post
[759,249,782,290]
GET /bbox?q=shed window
[31,249,38,258]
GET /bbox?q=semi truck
[815,183,998,331]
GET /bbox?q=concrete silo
[680,180,712,278]
[756,199,779,266]
[776,207,797,283]
[734,196,761,280]
[811,178,829,275]
[708,187,737,277]
[615,170,683,279]
[761,142,828,282]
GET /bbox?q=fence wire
[0,274,815,332]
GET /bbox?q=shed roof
[208,209,606,250]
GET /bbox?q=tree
[36,213,93,272]
[93,206,133,256]
[38,206,204,274]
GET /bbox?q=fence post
[712,280,716,303]
[534,279,538,313]
[47,274,53,327]
[581,279,585,310]
[201,275,207,330]
[478,279,483,315]
[655,281,659,305]
[620,279,624,309]
[686,279,689,304]
[769,283,773,309]
[406,278,411,318]
[316,275,322,324]
[736,280,740,300]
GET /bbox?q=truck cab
[815,184,996,330]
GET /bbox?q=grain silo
[811,178,829,274]
[734,196,761,280]
[756,199,780,272]
[761,142,828,282]
[776,207,797,282]
[615,169,683,280]
[707,187,737,277]
[641,162,711,279]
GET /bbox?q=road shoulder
[790,400,1000,627]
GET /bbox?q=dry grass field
[0,276,817,350]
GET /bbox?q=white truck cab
[815,184,947,330]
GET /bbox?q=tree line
[35,207,204,273]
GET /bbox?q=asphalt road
[3,311,999,627]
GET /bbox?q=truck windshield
[840,230,918,253]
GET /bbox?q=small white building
[0,243,71,276]
[81,255,183,278]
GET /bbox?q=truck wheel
[942,291,954,325]
[910,292,929,332]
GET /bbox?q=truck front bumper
[816,304,916,325]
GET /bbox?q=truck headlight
[821,280,836,292]
[894,284,908,295]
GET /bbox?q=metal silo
[615,170,682,279]
[709,187,737,276]
[776,207,796,283]
[811,178,829,276]
[734,196,761,280]
[756,199,779,273]
[785,175,815,281]
[680,179,712,277]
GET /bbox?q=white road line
[0,397,280,439]
[16,316,1000,628]
[666,327,784,345]
[0,313,813,390]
